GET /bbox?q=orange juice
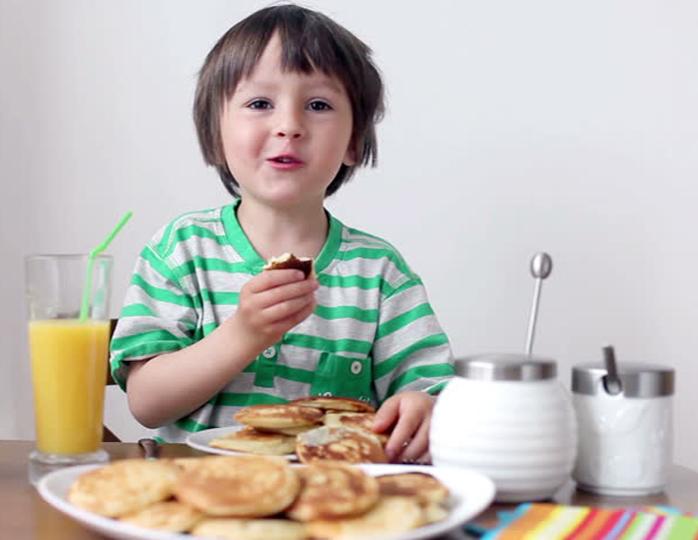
[29,319,109,455]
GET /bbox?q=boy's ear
[342,144,357,167]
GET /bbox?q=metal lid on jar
[572,362,674,398]
[455,353,557,381]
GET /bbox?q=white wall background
[2,0,697,468]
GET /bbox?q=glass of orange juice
[25,254,112,483]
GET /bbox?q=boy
[110,4,454,463]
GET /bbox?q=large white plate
[185,425,296,460]
[38,462,495,540]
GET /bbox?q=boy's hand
[372,391,435,463]
[230,269,318,353]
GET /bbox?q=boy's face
[221,33,355,210]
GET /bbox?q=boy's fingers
[255,278,318,309]
[385,411,420,462]
[248,269,306,292]
[262,294,315,323]
[373,398,399,433]
[398,416,430,462]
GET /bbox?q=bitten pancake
[296,426,387,464]
[173,455,300,517]
[377,472,450,504]
[209,427,296,455]
[286,463,379,521]
[306,496,425,539]
[119,501,203,532]
[323,412,389,445]
[234,404,324,430]
[192,518,307,540]
[291,396,375,413]
[263,253,314,279]
[68,459,178,517]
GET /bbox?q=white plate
[37,462,495,540]
[185,426,297,460]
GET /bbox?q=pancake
[119,501,202,532]
[306,496,425,539]
[291,396,375,413]
[286,463,379,521]
[68,459,178,517]
[234,404,324,431]
[192,518,308,540]
[323,412,389,445]
[377,472,450,504]
[263,253,314,279]
[209,427,296,455]
[296,426,387,464]
[173,455,300,517]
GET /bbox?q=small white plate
[38,462,495,540]
[185,425,296,459]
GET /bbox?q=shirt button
[350,361,363,375]
[262,347,276,359]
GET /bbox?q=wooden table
[3,440,697,539]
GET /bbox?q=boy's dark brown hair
[193,4,385,197]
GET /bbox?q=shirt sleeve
[371,277,455,403]
[109,242,198,391]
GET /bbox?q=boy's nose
[274,110,305,139]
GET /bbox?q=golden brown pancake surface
[209,426,296,455]
[68,459,178,517]
[296,426,387,464]
[119,501,203,532]
[377,472,450,504]
[286,462,379,521]
[173,455,300,517]
[234,404,324,430]
[291,396,375,413]
[323,412,389,445]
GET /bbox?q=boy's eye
[308,100,332,112]
[247,99,272,110]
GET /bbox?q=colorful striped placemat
[479,503,698,539]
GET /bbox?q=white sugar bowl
[430,354,578,502]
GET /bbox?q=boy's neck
[236,199,329,260]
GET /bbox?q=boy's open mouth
[268,154,304,165]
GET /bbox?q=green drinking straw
[78,211,133,322]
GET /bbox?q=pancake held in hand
[377,472,450,504]
[286,462,379,521]
[296,426,388,464]
[68,459,178,517]
[323,412,389,445]
[119,501,203,532]
[173,455,300,517]
[306,496,425,539]
[209,427,296,455]
[234,404,324,431]
[263,253,314,279]
[192,518,307,540]
[291,396,375,413]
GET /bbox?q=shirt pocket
[309,352,373,403]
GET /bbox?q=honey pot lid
[455,353,557,382]
[572,361,674,398]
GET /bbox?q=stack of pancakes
[210,397,390,464]
[68,455,451,539]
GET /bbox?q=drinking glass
[25,254,112,484]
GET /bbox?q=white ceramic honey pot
[430,354,577,502]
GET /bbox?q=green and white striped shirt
[110,200,454,442]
